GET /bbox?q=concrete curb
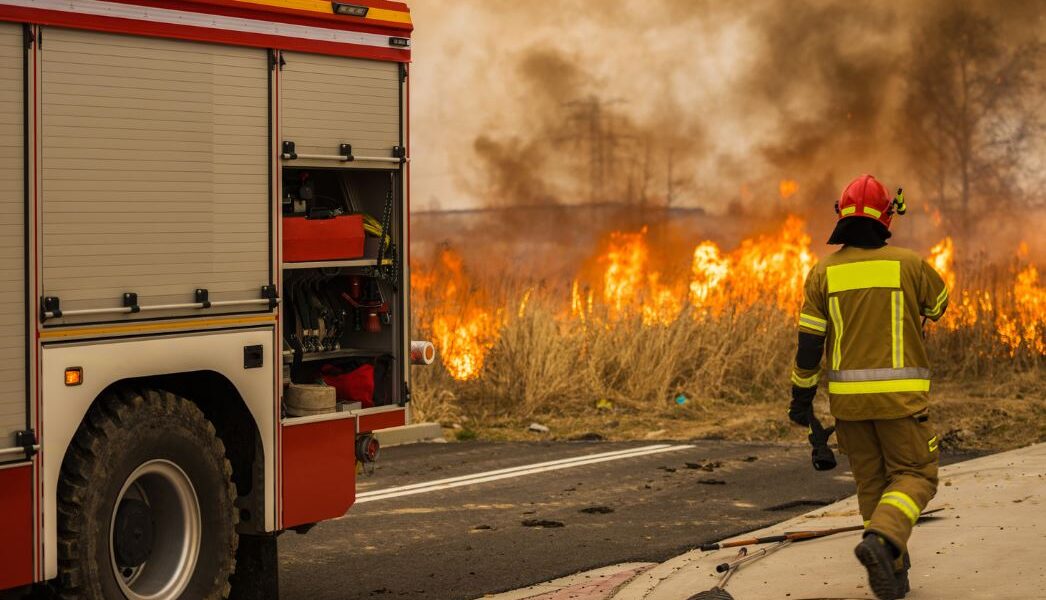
[374,422,445,447]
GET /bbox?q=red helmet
[835,174,895,229]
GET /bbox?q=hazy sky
[407,1,1044,214]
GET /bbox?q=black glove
[789,386,815,426]
[808,417,837,471]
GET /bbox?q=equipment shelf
[282,348,389,364]
[282,258,392,270]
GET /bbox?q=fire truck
[0,1,422,597]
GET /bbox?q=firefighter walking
[788,174,949,600]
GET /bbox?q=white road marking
[352,444,695,505]
[356,444,672,499]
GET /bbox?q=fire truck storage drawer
[283,214,365,263]
[281,416,356,528]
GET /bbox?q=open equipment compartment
[276,45,413,532]
[280,168,406,413]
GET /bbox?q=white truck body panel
[41,327,277,579]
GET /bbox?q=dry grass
[410,280,1045,451]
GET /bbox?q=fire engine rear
[0,1,419,597]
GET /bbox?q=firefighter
[788,174,949,600]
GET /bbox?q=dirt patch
[432,380,1045,452]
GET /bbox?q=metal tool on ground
[687,547,747,600]
[715,539,793,573]
[701,525,860,552]
[699,507,947,551]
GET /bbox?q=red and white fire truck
[0,1,421,597]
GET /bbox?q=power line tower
[563,95,628,206]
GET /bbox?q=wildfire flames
[929,236,1045,356]
[414,218,1043,382]
[411,247,501,381]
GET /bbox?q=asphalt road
[278,440,863,600]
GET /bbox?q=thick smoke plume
[408,0,1045,259]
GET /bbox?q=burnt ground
[276,440,984,600]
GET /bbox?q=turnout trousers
[835,411,939,561]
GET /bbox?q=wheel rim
[110,460,202,600]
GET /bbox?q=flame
[412,247,501,381]
[689,242,729,311]
[689,215,814,316]
[414,219,1044,383]
[779,179,799,200]
[997,259,1045,356]
[926,236,1044,355]
[601,228,650,319]
[577,227,686,326]
[928,237,956,292]
[577,215,814,324]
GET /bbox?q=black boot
[854,534,900,600]
[894,554,911,598]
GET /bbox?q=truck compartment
[38,28,271,324]
[280,168,405,415]
[280,416,356,529]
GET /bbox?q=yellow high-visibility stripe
[826,260,901,293]
[799,313,827,333]
[863,206,882,218]
[829,296,843,370]
[840,206,857,215]
[828,379,931,394]
[799,313,827,327]
[891,290,904,368]
[879,491,920,525]
[791,370,820,388]
[924,287,949,318]
[929,435,939,452]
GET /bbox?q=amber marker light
[65,367,83,386]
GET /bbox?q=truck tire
[56,388,239,600]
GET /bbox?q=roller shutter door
[0,24,26,449]
[40,29,270,321]
[281,52,400,167]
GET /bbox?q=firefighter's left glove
[788,386,815,427]
[808,417,837,471]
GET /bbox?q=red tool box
[283,214,365,262]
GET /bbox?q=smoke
[408,0,1045,257]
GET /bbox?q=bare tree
[903,6,1044,235]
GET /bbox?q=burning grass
[410,217,1046,450]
